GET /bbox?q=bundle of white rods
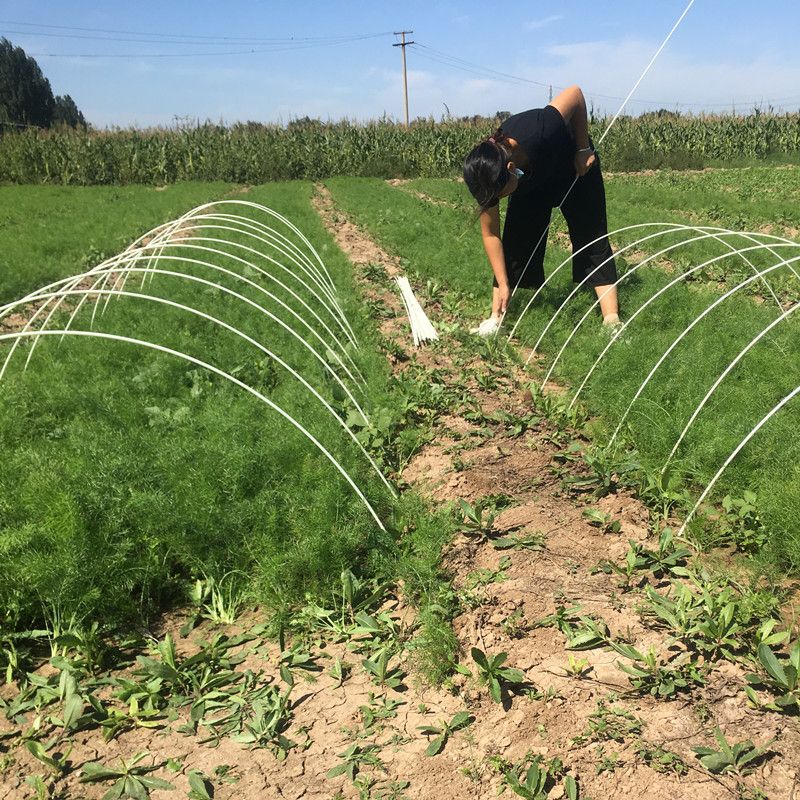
[395,276,438,347]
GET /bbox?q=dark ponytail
[463,128,510,212]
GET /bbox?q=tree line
[0,38,86,130]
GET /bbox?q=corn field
[1,113,799,185]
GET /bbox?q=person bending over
[463,85,620,336]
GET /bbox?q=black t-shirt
[501,105,576,204]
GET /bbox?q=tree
[53,94,87,128]
[0,38,86,129]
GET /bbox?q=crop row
[1,113,800,185]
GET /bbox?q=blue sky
[2,1,800,128]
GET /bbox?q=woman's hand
[495,283,511,315]
[574,148,596,177]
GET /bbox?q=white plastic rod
[98,251,364,391]
[170,214,350,329]
[510,221,795,348]
[395,276,438,345]
[567,243,800,409]
[10,263,371,428]
[609,256,800,448]
[0,328,387,531]
[118,237,361,372]
[664,301,800,471]
[1,286,396,499]
[676,384,800,539]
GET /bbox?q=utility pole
[393,30,414,127]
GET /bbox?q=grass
[325,173,800,573]
[0,181,455,653]
[0,183,234,304]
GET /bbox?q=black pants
[496,158,617,290]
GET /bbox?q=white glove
[469,316,501,337]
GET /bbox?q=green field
[2,168,800,799]
[0,182,453,641]
[328,169,800,571]
[1,167,798,635]
[2,169,800,633]
[1,112,800,184]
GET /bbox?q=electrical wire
[0,21,395,44]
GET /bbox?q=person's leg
[593,284,619,323]
[560,158,620,324]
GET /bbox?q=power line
[1,28,391,48]
[22,36,391,60]
[0,21,395,44]
[2,25,393,58]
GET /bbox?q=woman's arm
[479,205,510,315]
[548,84,596,176]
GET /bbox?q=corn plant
[79,752,175,799]
[417,711,474,756]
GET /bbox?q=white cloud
[529,38,800,114]
[525,15,563,31]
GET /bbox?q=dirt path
[2,189,799,800]
[310,184,800,799]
